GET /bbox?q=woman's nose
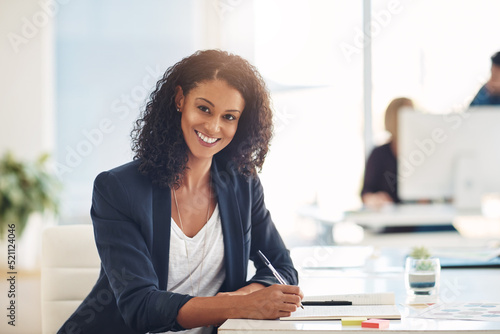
[206,116,221,134]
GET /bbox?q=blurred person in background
[361,97,414,209]
[470,51,500,106]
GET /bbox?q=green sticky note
[341,317,368,326]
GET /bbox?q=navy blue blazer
[59,157,298,334]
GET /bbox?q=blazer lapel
[211,159,246,291]
[150,159,246,292]
[152,184,171,290]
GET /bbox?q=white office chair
[41,225,101,334]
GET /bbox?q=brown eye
[198,106,210,113]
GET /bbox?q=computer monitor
[398,107,500,208]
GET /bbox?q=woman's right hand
[177,284,303,328]
[233,284,303,320]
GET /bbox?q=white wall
[0,0,55,160]
[0,0,56,267]
[0,1,54,332]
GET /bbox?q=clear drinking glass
[405,257,440,295]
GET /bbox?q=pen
[302,300,352,306]
[257,250,304,309]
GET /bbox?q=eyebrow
[196,97,241,113]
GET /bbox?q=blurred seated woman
[361,97,414,209]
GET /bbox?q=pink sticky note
[362,319,390,329]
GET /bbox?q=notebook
[282,293,400,321]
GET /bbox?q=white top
[162,204,226,334]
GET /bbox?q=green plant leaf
[0,151,61,238]
[410,246,431,259]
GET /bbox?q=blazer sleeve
[91,171,193,333]
[246,175,298,287]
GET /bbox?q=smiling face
[176,79,245,162]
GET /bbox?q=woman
[59,50,303,334]
[361,97,414,209]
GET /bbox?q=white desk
[298,204,467,242]
[298,203,494,247]
[344,203,462,229]
[219,316,500,333]
[301,203,485,229]
[219,248,500,333]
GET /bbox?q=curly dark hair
[131,49,273,188]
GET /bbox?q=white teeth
[197,131,218,144]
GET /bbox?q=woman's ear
[174,86,184,112]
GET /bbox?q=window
[55,0,201,223]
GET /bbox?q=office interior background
[1,0,500,333]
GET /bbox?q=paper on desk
[413,302,500,322]
[281,305,401,320]
[303,292,394,305]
